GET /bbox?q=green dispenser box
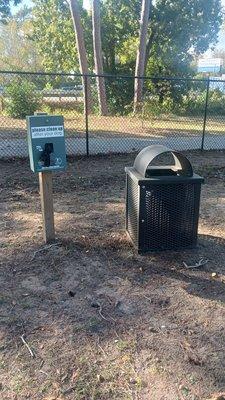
[27,114,67,173]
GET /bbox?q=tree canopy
[0,6,41,71]
[0,0,223,76]
[145,0,223,75]
[0,0,21,22]
[32,0,93,73]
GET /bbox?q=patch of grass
[11,376,24,394]
[40,381,52,394]
[0,243,10,248]
[0,359,6,370]
[115,339,136,352]
[70,361,132,399]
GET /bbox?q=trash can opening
[133,144,193,178]
[146,165,181,177]
[145,151,181,177]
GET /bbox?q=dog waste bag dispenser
[27,115,66,173]
[27,114,67,244]
[125,145,204,253]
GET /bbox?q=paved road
[0,134,225,158]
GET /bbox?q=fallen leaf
[97,374,105,383]
[129,377,137,384]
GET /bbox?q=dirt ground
[1,151,225,400]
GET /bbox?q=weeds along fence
[0,70,225,159]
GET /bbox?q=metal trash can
[125,145,204,253]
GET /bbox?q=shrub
[181,89,225,116]
[143,88,225,117]
[89,78,134,116]
[5,78,41,119]
[106,78,134,115]
[143,94,175,117]
[207,90,225,115]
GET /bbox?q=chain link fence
[0,70,225,159]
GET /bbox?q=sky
[12,0,225,51]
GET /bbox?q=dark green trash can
[125,145,204,253]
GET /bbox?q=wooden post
[39,171,55,243]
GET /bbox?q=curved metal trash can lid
[133,145,193,178]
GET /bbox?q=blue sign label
[198,66,221,73]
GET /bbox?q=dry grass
[0,113,225,140]
[1,151,225,399]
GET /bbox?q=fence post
[201,77,210,151]
[84,75,89,156]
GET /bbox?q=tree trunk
[134,0,151,113]
[144,30,155,75]
[92,0,108,115]
[69,0,92,114]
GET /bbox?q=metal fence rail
[0,71,225,159]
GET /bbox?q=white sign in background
[31,125,64,139]
[198,58,223,68]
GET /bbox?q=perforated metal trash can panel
[126,174,140,247]
[125,145,203,253]
[140,182,201,252]
[126,173,202,253]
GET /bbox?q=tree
[145,0,223,75]
[92,0,108,115]
[101,0,140,73]
[32,0,223,77]
[0,0,20,22]
[101,0,223,80]
[32,0,94,71]
[32,0,80,73]
[133,0,151,112]
[69,0,92,113]
[0,7,41,71]
[30,0,223,116]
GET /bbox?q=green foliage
[182,89,225,115]
[143,88,225,117]
[152,0,222,56]
[106,78,134,115]
[22,0,224,79]
[5,78,41,119]
[101,0,140,73]
[32,0,93,73]
[145,0,222,78]
[32,0,77,72]
[180,91,206,115]
[143,95,175,117]
[0,7,42,71]
[89,77,133,115]
[101,0,223,77]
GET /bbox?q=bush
[106,78,134,115]
[89,78,134,116]
[5,78,41,119]
[179,91,206,115]
[181,89,225,116]
[143,88,225,117]
[143,94,175,118]
[207,90,225,115]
